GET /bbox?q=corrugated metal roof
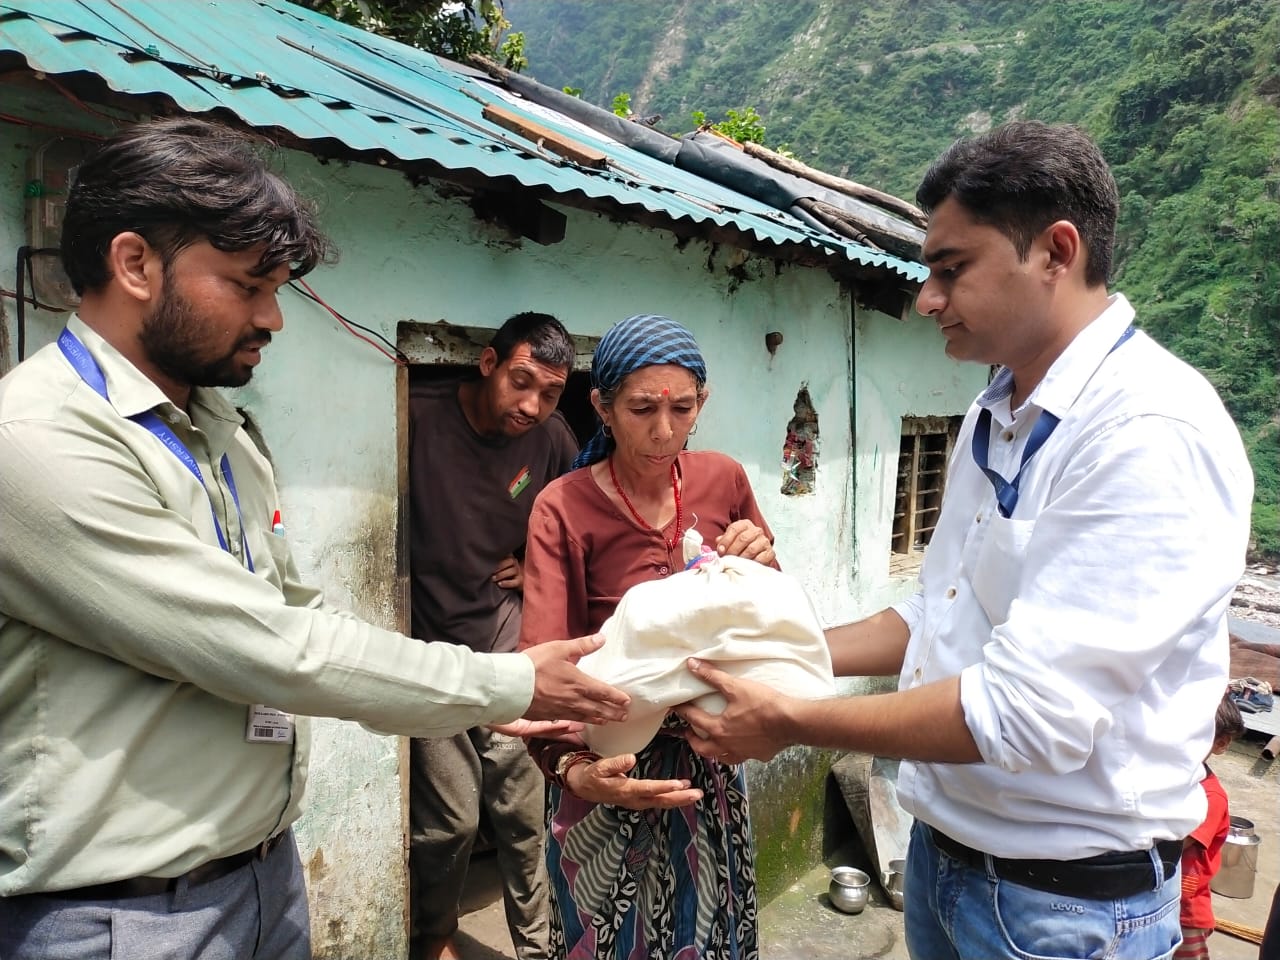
[0,0,927,282]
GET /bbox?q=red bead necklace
[608,456,683,552]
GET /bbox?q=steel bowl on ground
[828,866,871,914]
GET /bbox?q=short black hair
[1216,692,1246,741]
[62,117,332,295]
[488,312,574,370]
[917,120,1118,287]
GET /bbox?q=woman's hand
[715,519,775,567]
[564,753,704,810]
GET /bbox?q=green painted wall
[851,301,989,607]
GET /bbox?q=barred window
[891,416,962,556]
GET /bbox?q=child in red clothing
[1174,693,1246,960]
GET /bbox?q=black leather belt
[927,825,1180,900]
[41,833,287,901]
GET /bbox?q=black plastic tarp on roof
[491,65,923,260]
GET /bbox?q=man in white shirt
[676,120,1254,960]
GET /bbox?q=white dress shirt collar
[977,293,1138,425]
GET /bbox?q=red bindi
[661,387,669,396]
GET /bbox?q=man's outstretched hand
[675,658,794,763]
[520,635,630,726]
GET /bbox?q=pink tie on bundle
[577,529,836,757]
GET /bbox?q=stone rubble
[1234,566,1280,630]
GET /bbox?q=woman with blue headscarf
[520,314,776,960]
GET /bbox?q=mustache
[236,332,273,351]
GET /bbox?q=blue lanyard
[973,325,1135,518]
[57,327,254,572]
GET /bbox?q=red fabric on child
[1180,766,1230,931]
[1173,927,1211,960]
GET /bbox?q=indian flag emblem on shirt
[508,465,532,500]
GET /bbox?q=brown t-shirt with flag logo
[408,378,578,653]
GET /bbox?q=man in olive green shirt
[0,118,628,960]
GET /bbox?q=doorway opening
[393,320,599,937]
[406,363,596,449]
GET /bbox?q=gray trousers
[0,831,309,960]
[410,727,550,960]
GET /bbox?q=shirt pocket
[259,532,292,592]
[968,515,1035,626]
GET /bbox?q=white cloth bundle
[577,546,836,757]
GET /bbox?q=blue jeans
[904,821,1181,960]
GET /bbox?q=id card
[246,704,295,744]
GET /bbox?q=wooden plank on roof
[481,102,608,169]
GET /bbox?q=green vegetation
[507,0,1280,559]
[295,0,528,70]
[692,105,767,144]
[498,28,528,72]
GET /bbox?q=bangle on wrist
[553,749,600,791]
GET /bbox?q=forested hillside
[505,0,1280,558]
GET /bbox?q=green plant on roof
[692,106,767,145]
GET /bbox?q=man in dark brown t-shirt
[408,313,578,960]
